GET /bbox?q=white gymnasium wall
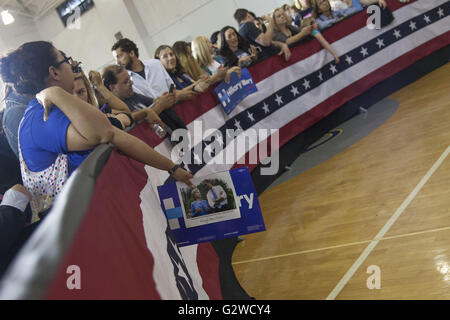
[0,14,41,56]
[35,0,148,72]
[133,0,294,58]
[0,14,42,104]
[0,0,294,72]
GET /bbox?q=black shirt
[137,69,146,80]
[124,92,153,112]
[124,93,187,131]
[238,22,280,60]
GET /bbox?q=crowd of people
[0,0,389,277]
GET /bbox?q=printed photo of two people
[177,172,240,229]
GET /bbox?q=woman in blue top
[189,188,212,218]
[0,41,194,220]
[314,0,354,30]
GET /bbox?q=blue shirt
[351,0,363,11]
[316,10,348,30]
[168,72,193,90]
[294,8,313,27]
[190,200,209,217]
[19,99,92,176]
[299,7,314,19]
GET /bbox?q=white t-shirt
[206,60,221,75]
[1,188,30,212]
[330,0,349,11]
[206,185,228,209]
[129,59,174,99]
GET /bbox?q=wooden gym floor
[232,62,450,300]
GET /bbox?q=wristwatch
[168,164,182,176]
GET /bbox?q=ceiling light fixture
[1,10,15,25]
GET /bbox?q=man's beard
[125,60,133,70]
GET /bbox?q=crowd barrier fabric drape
[0,0,448,299]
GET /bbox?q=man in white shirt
[111,38,197,103]
[204,180,230,213]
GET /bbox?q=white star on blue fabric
[290,85,300,97]
[345,55,353,65]
[330,64,338,74]
[247,111,255,122]
[393,29,402,39]
[204,144,213,157]
[376,38,385,48]
[360,47,369,57]
[193,153,202,164]
[262,102,270,114]
[215,134,224,147]
[318,72,323,82]
[409,20,417,31]
[302,78,311,90]
[275,95,283,106]
[234,119,242,130]
[437,8,444,18]
[423,15,431,24]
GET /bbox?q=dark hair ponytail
[0,41,57,96]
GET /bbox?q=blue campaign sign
[214,68,258,115]
[157,167,266,247]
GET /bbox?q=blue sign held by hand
[214,68,258,115]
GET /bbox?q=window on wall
[56,0,95,27]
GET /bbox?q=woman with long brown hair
[218,26,259,68]
[154,44,210,93]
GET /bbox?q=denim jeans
[2,91,30,159]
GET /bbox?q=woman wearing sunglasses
[0,41,194,222]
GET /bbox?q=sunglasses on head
[72,61,83,74]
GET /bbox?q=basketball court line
[326,144,450,300]
[232,225,450,266]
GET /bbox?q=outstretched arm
[284,25,314,46]
[255,17,275,47]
